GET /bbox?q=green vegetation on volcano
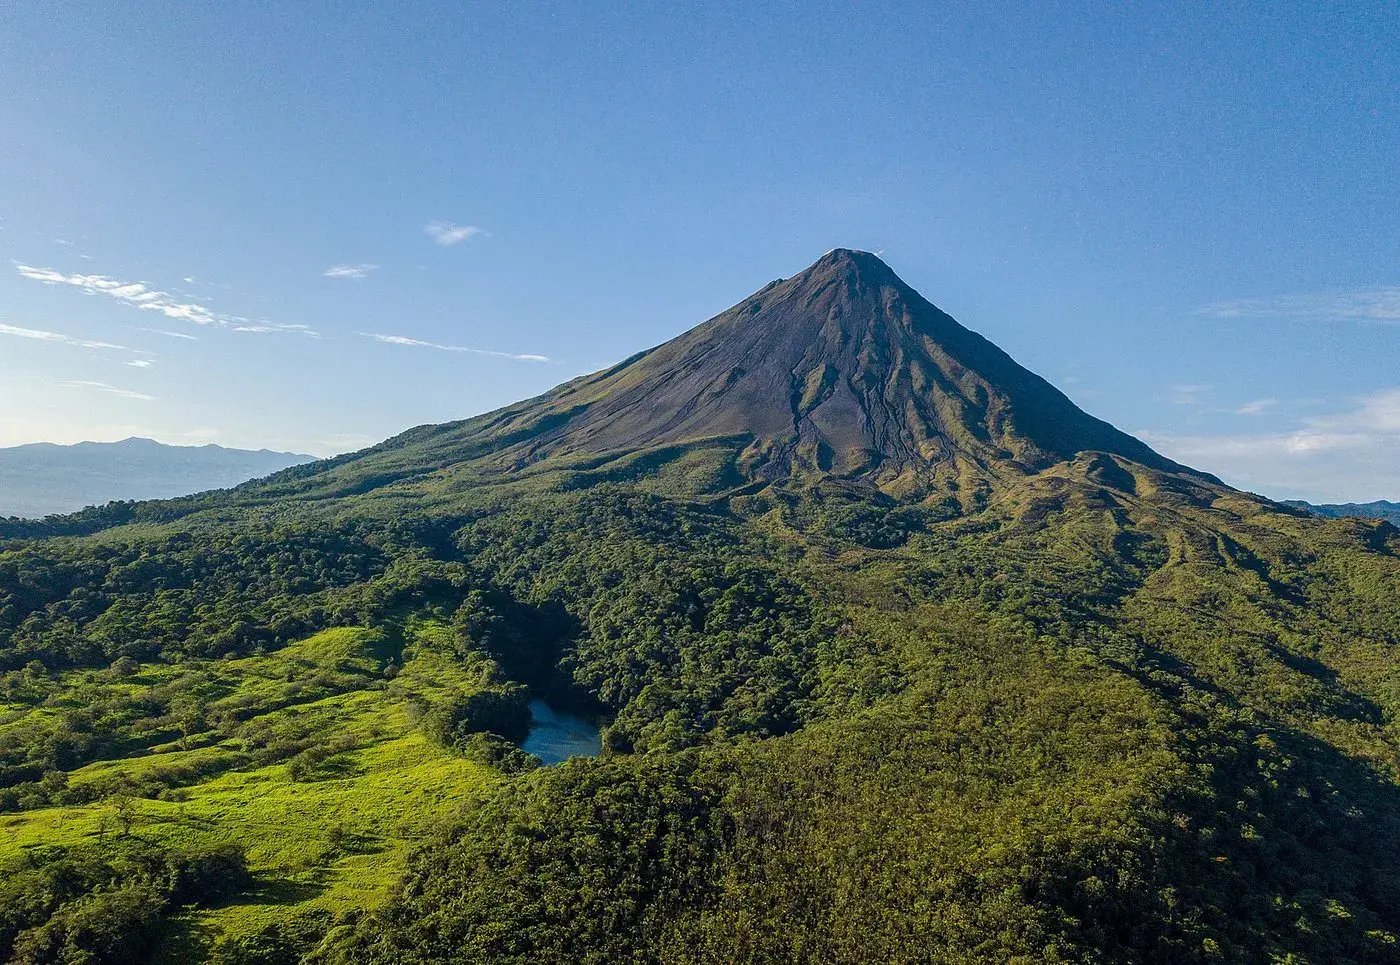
[2,251,1399,962]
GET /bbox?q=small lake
[521,697,602,764]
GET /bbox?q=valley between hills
[1,251,1398,962]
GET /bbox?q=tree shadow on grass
[155,875,330,963]
[203,873,325,912]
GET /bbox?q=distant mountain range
[1286,499,1400,525]
[0,437,315,518]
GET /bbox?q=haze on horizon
[0,3,1396,502]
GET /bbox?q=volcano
[299,248,1209,504]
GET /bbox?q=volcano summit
[229,248,1213,518]
[450,248,1195,485]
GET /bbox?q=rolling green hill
[1,250,1398,962]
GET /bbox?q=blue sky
[0,2,1397,501]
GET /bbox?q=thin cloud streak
[324,264,378,279]
[232,323,319,337]
[17,263,223,326]
[59,380,157,401]
[1197,287,1400,324]
[1237,398,1278,416]
[1169,384,1210,406]
[361,332,550,362]
[0,322,127,351]
[16,263,314,336]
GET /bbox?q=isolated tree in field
[169,693,206,750]
[109,782,139,837]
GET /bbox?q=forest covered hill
[1288,499,1400,526]
[0,251,1397,962]
[0,437,313,519]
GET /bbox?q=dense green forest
[2,252,1399,961]
[2,471,1398,962]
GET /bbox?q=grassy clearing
[0,622,495,957]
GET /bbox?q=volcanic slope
[425,248,1199,482]
[196,248,1205,512]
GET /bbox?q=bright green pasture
[0,623,494,956]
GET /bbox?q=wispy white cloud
[232,322,319,337]
[59,380,157,401]
[1145,429,1369,460]
[16,263,314,336]
[361,332,550,362]
[1197,287,1400,324]
[1142,387,1400,501]
[1236,398,1277,416]
[17,263,223,326]
[125,359,154,368]
[1170,384,1210,406]
[0,322,126,351]
[1351,388,1400,433]
[324,264,378,279]
[140,328,199,341]
[424,222,484,247]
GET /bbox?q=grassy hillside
[0,621,503,960]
